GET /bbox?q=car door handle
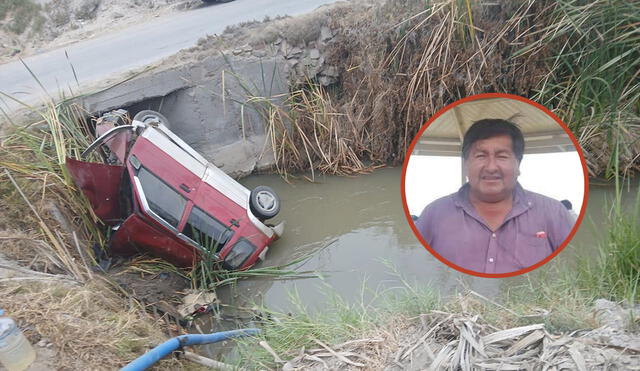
[179,184,191,193]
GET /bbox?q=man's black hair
[461,118,525,162]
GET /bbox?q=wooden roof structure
[412,98,575,157]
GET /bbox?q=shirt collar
[454,182,532,217]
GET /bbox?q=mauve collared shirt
[414,183,574,274]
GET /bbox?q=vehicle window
[224,239,256,270]
[137,167,186,228]
[183,206,233,252]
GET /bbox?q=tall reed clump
[247,0,554,176]
[243,0,636,179]
[593,187,640,301]
[248,83,370,178]
[517,0,640,178]
[574,169,640,302]
[0,101,103,282]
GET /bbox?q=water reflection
[201,170,636,360]
[227,168,505,313]
[208,169,637,315]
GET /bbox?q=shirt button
[489,258,495,263]
[491,233,496,238]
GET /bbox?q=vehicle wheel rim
[256,191,276,212]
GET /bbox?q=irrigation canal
[193,169,635,334]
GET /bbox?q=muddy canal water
[201,169,637,360]
[215,168,635,313]
[232,168,498,312]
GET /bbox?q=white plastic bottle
[0,310,36,371]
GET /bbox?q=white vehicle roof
[139,124,251,209]
[137,122,275,238]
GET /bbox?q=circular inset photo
[402,93,588,277]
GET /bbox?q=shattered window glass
[183,206,233,252]
[224,239,256,270]
[137,167,186,228]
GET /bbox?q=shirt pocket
[514,234,553,269]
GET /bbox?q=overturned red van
[67,109,284,270]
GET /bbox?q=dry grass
[277,315,415,370]
[577,113,640,177]
[253,83,377,178]
[248,0,556,176]
[0,102,200,369]
[0,103,103,281]
[0,0,45,35]
[282,309,636,370]
[327,0,551,164]
[240,0,637,178]
[0,279,184,370]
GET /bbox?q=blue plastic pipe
[120,328,260,371]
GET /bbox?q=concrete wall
[81,54,289,178]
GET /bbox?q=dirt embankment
[171,0,639,177]
[0,0,202,63]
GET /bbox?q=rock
[37,339,48,348]
[312,56,325,67]
[322,66,340,77]
[595,299,628,329]
[319,75,337,86]
[309,48,320,59]
[113,12,124,19]
[320,26,334,42]
[274,37,283,45]
[302,56,313,66]
[299,64,321,79]
[289,47,303,57]
[232,48,243,56]
[242,44,253,53]
[280,40,291,55]
[253,49,267,58]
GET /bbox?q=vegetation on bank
[0,100,306,368]
[0,102,175,368]
[235,190,640,368]
[229,3,640,364]
[245,0,639,178]
[0,0,638,368]
[0,0,45,35]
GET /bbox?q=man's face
[463,135,520,203]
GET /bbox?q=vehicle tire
[249,186,280,220]
[133,110,171,129]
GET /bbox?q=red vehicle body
[67,110,283,270]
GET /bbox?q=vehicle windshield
[137,167,186,228]
[183,206,234,252]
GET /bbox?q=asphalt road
[0,0,339,114]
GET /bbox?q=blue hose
[120,328,260,371]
